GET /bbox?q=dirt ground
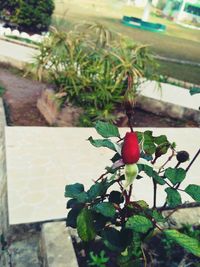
[0,67,48,126]
[0,67,198,127]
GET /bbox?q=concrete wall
[0,98,8,235]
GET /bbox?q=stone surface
[0,98,8,234]
[5,127,200,224]
[137,80,200,124]
[163,207,200,229]
[0,223,41,267]
[37,89,82,126]
[41,222,78,267]
[0,38,38,69]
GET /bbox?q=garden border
[41,206,200,267]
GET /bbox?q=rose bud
[122,132,140,164]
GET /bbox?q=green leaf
[154,135,168,145]
[76,192,89,203]
[185,184,200,202]
[134,200,149,209]
[165,187,182,208]
[66,199,78,209]
[77,208,96,242]
[93,202,116,218]
[164,229,200,257]
[152,172,165,185]
[65,183,84,198]
[125,215,153,233]
[109,191,124,204]
[143,131,156,155]
[190,87,200,95]
[111,153,121,163]
[88,137,116,151]
[165,168,186,185]
[87,182,106,200]
[102,227,123,252]
[139,164,165,185]
[151,210,165,223]
[66,208,82,228]
[95,121,120,138]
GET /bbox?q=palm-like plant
[32,22,158,125]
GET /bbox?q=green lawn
[53,0,200,84]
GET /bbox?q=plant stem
[94,171,108,183]
[153,179,157,208]
[185,148,200,173]
[128,184,133,201]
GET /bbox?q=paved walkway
[5,127,200,224]
[0,38,38,68]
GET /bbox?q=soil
[0,67,49,126]
[0,66,198,127]
[72,226,200,267]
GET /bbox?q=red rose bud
[122,132,140,164]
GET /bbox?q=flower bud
[122,132,140,164]
[176,151,189,163]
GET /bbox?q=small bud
[176,151,189,163]
[124,163,139,188]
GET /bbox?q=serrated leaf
[102,227,123,252]
[95,121,120,138]
[152,172,165,185]
[66,199,78,209]
[65,183,84,198]
[165,187,182,208]
[135,200,149,209]
[87,182,106,200]
[143,131,156,155]
[154,135,168,145]
[185,184,200,202]
[125,215,153,233]
[66,208,82,228]
[77,208,96,242]
[139,164,165,185]
[109,191,124,204]
[151,210,165,223]
[165,168,186,185]
[76,192,89,203]
[164,229,200,257]
[88,136,116,151]
[94,202,116,217]
[190,87,200,95]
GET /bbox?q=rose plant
[65,121,200,266]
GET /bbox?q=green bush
[0,0,54,33]
[33,24,159,125]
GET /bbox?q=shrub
[65,119,200,266]
[0,0,54,33]
[33,23,159,125]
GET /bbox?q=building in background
[161,0,200,23]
